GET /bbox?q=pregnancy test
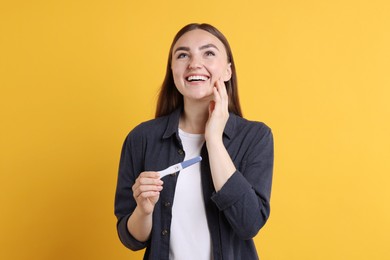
[158,156,202,179]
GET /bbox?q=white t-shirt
[169,129,212,260]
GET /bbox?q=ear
[222,63,232,82]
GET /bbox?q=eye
[205,50,215,57]
[176,52,189,59]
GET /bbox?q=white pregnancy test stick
[158,156,202,179]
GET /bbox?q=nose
[188,55,202,69]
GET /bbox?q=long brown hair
[155,23,242,118]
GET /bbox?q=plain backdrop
[1,0,389,259]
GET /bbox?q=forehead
[173,29,227,53]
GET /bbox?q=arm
[205,79,274,239]
[211,126,274,239]
[205,78,236,191]
[128,171,163,242]
[114,133,163,250]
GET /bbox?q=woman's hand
[127,172,162,242]
[132,171,163,216]
[204,78,236,191]
[205,78,229,142]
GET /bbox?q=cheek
[208,64,227,80]
[171,63,185,78]
[171,67,181,83]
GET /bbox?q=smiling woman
[114,23,274,260]
[156,23,242,119]
[171,29,232,108]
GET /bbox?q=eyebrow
[173,44,219,54]
[199,44,219,51]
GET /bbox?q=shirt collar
[162,107,236,140]
[162,108,182,139]
[224,113,236,140]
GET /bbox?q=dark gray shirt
[114,108,274,260]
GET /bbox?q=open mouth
[186,75,210,82]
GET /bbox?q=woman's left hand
[205,78,229,142]
[205,78,236,191]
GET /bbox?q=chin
[187,92,214,102]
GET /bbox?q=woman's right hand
[132,171,163,215]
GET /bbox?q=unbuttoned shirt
[114,108,274,260]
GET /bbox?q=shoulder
[121,116,170,153]
[133,115,170,133]
[127,115,170,140]
[231,114,272,139]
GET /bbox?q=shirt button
[164,201,171,207]
[177,149,184,155]
[162,229,168,236]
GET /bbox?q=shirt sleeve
[114,131,149,250]
[211,123,274,240]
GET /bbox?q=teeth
[187,75,208,81]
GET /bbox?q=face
[171,29,232,102]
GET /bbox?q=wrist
[134,204,153,218]
[128,206,153,242]
[206,136,224,148]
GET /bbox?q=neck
[179,100,209,134]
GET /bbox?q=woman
[115,23,274,260]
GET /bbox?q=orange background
[1,0,389,259]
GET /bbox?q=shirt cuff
[117,214,148,250]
